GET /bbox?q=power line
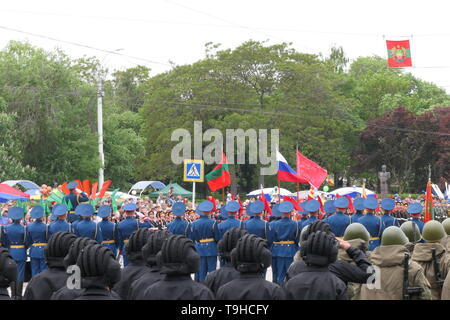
[0,25,172,67]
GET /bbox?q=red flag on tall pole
[259,193,272,216]
[424,180,433,222]
[296,151,328,189]
[386,40,412,68]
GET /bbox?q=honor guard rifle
[403,252,423,300]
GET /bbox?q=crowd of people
[0,180,449,300]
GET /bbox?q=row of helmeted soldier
[1,193,450,299]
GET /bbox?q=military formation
[0,180,450,300]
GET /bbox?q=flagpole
[222,187,225,204]
[277,179,281,203]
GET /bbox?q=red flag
[231,193,235,201]
[237,195,245,218]
[206,152,231,192]
[82,180,91,197]
[207,195,217,212]
[259,193,272,216]
[98,180,112,198]
[75,180,83,191]
[90,182,98,199]
[296,151,328,189]
[283,196,301,211]
[336,194,342,198]
[386,40,412,68]
[346,195,355,214]
[424,180,433,222]
[59,182,70,195]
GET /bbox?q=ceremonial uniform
[3,208,27,282]
[357,198,381,250]
[26,206,48,276]
[244,215,271,243]
[218,201,243,240]
[270,202,300,284]
[189,201,220,282]
[117,203,141,266]
[63,181,89,223]
[325,212,350,238]
[351,198,365,223]
[167,202,191,237]
[380,199,399,236]
[48,204,72,237]
[73,204,102,242]
[97,206,118,257]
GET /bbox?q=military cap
[78,204,95,217]
[305,200,320,213]
[272,204,281,217]
[381,198,395,211]
[123,203,137,211]
[407,202,422,214]
[324,200,336,214]
[67,181,78,189]
[225,201,240,213]
[53,204,68,216]
[353,198,365,211]
[172,202,186,216]
[279,201,294,213]
[30,206,44,219]
[198,200,213,213]
[97,205,112,218]
[252,200,264,215]
[363,197,378,210]
[8,206,23,220]
[299,202,308,215]
[334,197,349,209]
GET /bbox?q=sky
[0,0,449,91]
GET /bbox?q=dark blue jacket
[117,217,140,251]
[26,220,48,259]
[190,216,220,257]
[270,218,300,258]
[325,212,351,237]
[351,212,364,223]
[301,216,318,230]
[4,222,27,261]
[218,216,242,240]
[380,214,399,236]
[243,216,271,243]
[357,212,381,250]
[74,218,103,243]
[48,219,72,237]
[167,217,191,237]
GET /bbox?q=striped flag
[425,180,433,222]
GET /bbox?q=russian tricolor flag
[277,150,307,183]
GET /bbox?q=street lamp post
[98,48,124,187]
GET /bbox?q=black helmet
[300,220,333,242]
[156,235,199,275]
[300,231,338,266]
[142,230,171,267]
[45,232,77,267]
[0,248,17,287]
[126,228,152,263]
[77,244,121,288]
[217,227,248,262]
[231,234,271,273]
[63,237,98,268]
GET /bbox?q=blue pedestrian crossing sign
[183,159,204,182]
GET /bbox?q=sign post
[183,159,204,209]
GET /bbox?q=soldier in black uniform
[24,232,77,300]
[0,248,18,300]
[51,237,98,300]
[286,220,373,286]
[284,231,347,300]
[75,244,121,300]
[141,235,214,300]
[204,227,246,294]
[216,234,286,300]
[128,230,171,300]
[64,181,89,223]
[113,228,151,299]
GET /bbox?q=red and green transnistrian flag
[206,152,231,192]
[424,180,433,222]
[386,40,412,68]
